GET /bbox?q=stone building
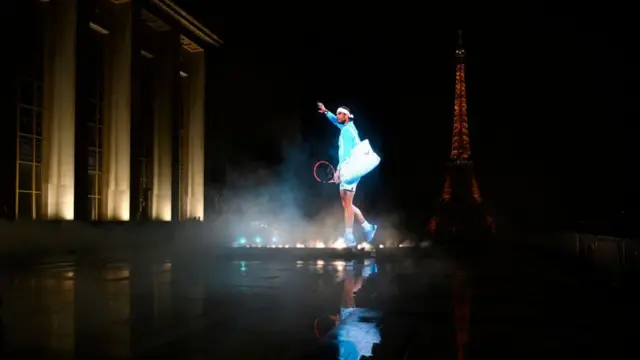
[2,0,221,222]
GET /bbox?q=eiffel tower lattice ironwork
[428,30,495,237]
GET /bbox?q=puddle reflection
[313,259,383,359]
[0,252,382,358]
[336,260,381,359]
[452,268,471,360]
[0,251,480,359]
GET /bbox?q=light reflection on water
[0,256,384,359]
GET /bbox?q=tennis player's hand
[333,169,340,183]
[317,102,327,114]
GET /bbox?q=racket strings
[324,166,335,181]
[314,161,336,183]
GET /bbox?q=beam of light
[331,237,347,249]
[356,242,373,250]
[232,237,247,247]
[333,260,346,272]
[296,243,305,248]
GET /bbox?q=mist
[203,130,408,248]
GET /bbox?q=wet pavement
[0,244,638,359]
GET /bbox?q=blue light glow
[336,315,381,359]
[255,236,262,243]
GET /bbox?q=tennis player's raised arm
[317,102,343,129]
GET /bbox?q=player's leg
[352,205,365,224]
[339,188,356,246]
[340,179,377,244]
[352,205,377,243]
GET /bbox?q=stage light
[255,236,262,243]
[331,238,347,249]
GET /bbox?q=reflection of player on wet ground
[339,260,377,322]
[314,260,379,338]
[335,260,382,358]
[313,259,382,359]
[317,102,377,247]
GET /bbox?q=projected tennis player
[317,102,377,247]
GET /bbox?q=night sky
[183,1,637,234]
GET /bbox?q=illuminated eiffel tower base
[428,31,494,239]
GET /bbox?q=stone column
[151,38,176,221]
[72,0,91,221]
[182,51,205,220]
[128,0,143,220]
[41,0,77,220]
[102,1,132,221]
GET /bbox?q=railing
[528,232,640,286]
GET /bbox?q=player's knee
[341,199,349,209]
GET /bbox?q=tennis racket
[314,161,337,183]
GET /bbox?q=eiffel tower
[428,30,495,238]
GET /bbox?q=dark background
[184,1,637,235]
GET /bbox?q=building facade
[3,0,221,222]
